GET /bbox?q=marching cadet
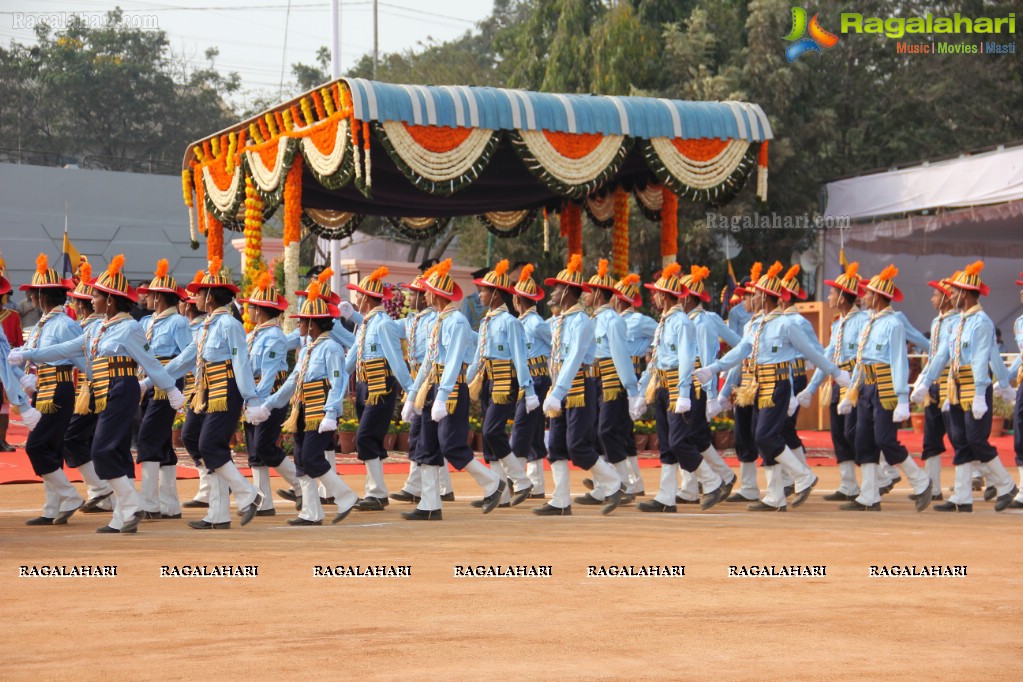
[62,262,114,513]
[163,258,264,530]
[401,259,505,520]
[239,271,300,516]
[610,273,658,496]
[912,262,1018,512]
[285,276,361,354]
[837,265,933,512]
[466,259,537,507]
[510,264,551,498]
[249,279,359,526]
[797,262,868,501]
[697,262,849,511]
[908,274,960,501]
[778,265,815,471]
[635,263,724,513]
[0,273,37,489]
[12,254,86,526]
[677,265,741,503]
[11,255,186,533]
[1008,271,1023,509]
[533,255,624,516]
[344,266,416,510]
[178,272,212,509]
[574,259,639,507]
[136,259,191,519]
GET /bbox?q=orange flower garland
[242,176,266,331]
[612,187,629,277]
[661,187,678,264]
[283,155,303,247]
[206,211,223,262]
[193,162,207,237]
[562,202,582,257]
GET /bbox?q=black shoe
[532,503,571,516]
[188,520,231,529]
[726,493,757,503]
[636,499,676,513]
[839,500,881,511]
[162,513,183,519]
[582,478,594,490]
[791,475,818,508]
[510,484,533,507]
[675,495,699,505]
[320,496,336,506]
[142,511,162,520]
[53,501,84,525]
[238,494,264,526]
[440,492,456,502]
[1007,499,1023,509]
[96,525,121,533]
[353,496,388,511]
[574,492,604,506]
[0,440,15,452]
[120,511,145,533]
[332,504,355,524]
[878,483,894,496]
[276,489,299,502]
[619,492,636,506]
[823,490,855,501]
[932,492,944,502]
[81,491,114,513]
[910,480,933,512]
[719,476,736,500]
[481,480,506,514]
[25,516,55,526]
[700,485,726,511]
[934,501,972,512]
[528,493,547,499]
[255,508,277,517]
[287,517,322,526]
[389,490,419,503]
[972,478,985,491]
[747,501,786,512]
[995,486,1020,512]
[402,508,443,521]
[983,485,998,502]
[783,485,795,497]
[602,487,624,515]
[182,499,209,508]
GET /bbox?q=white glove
[338,301,355,319]
[796,389,813,409]
[994,384,1016,403]
[245,404,271,425]
[719,392,733,409]
[693,367,714,385]
[892,401,910,422]
[705,397,722,421]
[20,406,42,430]
[318,417,338,433]
[941,399,950,413]
[525,394,541,413]
[430,397,448,422]
[7,349,26,367]
[166,388,185,410]
[910,382,929,405]
[543,394,562,415]
[674,396,691,414]
[786,399,798,417]
[837,399,854,415]
[19,373,37,392]
[138,377,152,394]
[834,370,851,388]
[401,399,416,423]
[629,396,648,421]
[972,394,988,420]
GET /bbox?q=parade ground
[2,463,1022,681]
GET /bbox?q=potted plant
[910,401,926,433]
[172,413,185,448]
[337,418,358,454]
[710,415,735,451]
[991,393,1014,438]
[632,419,651,451]
[469,416,483,451]
[384,421,398,452]
[395,420,411,452]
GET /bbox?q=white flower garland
[634,184,664,213]
[283,242,300,333]
[201,163,243,214]
[757,166,768,202]
[300,118,350,177]
[244,137,293,193]
[585,195,614,223]
[483,210,531,230]
[381,121,496,182]
[518,131,625,186]
[648,138,750,190]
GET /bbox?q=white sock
[108,475,141,529]
[654,463,679,507]
[791,445,807,466]
[298,475,323,522]
[194,467,212,503]
[549,459,571,509]
[206,471,231,524]
[695,460,722,494]
[855,463,880,507]
[364,458,388,499]
[77,461,113,501]
[498,454,531,492]
[976,459,1015,496]
[216,460,258,509]
[762,466,786,508]
[838,460,861,496]
[464,458,500,496]
[897,456,930,495]
[274,457,299,489]
[139,461,161,512]
[924,458,942,496]
[678,468,699,502]
[317,467,358,512]
[775,446,815,492]
[526,460,545,494]
[950,464,973,505]
[159,465,181,516]
[41,470,84,513]
[589,458,622,499]
[417,464,441,512]
[738,461,760,500]
[701,445,734,484]
[251,466,274,510]
[627,455,644,493]
[613,460,631,493]
[402,461,422,496]
[439,463,453,495]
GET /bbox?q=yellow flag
[62,230,82,278]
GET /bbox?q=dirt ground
[2,466,1022,681]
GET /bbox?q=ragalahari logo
[783,7,840,62]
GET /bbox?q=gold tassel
[74,382,93,415]
[880,397,899,411]
[37,400,57,414]
[492,390,512,405]
[95,397,107,413]
[757,393,776,409]
[467,372,484,401]
[946,374,958,406]
[603,387,622,402]
[644,378,658,404]
[844,385,860,407]
[206,397,229,413]
[446,396,458,414]
[735,381,758,408]
[305,418,322,432]
[414,380,432,411]
[190,385,207,414]
[564,394,587,409]
[819,381,833,407]
[282,406,300,433]
[153,387,168,401]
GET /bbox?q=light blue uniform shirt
[164,307,259,402]
[24,315,177,392]
[411,306,471,403]
[342,307,414,393]
[916,310,959,386]
[689,307,742,400]
[806,309,869,394]
[144,311,193,359]
[621,309,658,359]
[0,336,29,408]
[248,324,290,402]
[591,306,638,398]
[637,306,697,399]
[395,307,437,366]
[519,310,551,360]
[720,314,761,401]
[710,310,841,380]
[23,308,85,373]
[460,293,485,332]
[894,310,929,351]
[265,334,346,420]
[1008,313,1023,379]
[846,309,909,399]
[727,301,753,338]
[466,307,536,398]
[920,307,1010,395]
[548,307,597,403]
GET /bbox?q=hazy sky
[1,0,496,104]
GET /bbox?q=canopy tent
[181,78,772,323]
[821,143,1023,334]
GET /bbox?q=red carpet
[0,421,1018,485]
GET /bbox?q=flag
[719,259,737,318]
[839,248,848,269]
[62,229,82,279]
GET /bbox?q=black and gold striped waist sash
[528,355,549,378]
[190,360,235,414]
[862,363,899,410]
[591,356,624,402]
[644,366,680,405]
[789,357,806,378]
[692,357,703,400]
[429,362,467,414]
[183,372,197,401]
[35,364,76,414]
[631,355,647,379]
[564,365,591,410]
[736,362,788,409]
[254,369,289,393]
[78,356,137,414]
[948,364,977,411]
[300,378,330,431]
[152,357,174,401]
[936,367,951,406]
[820,359,853,406]
[481,358,515,404]
[357,357,393,405]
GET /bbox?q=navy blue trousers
[293,406,336,478]
[1014,384,1023,466]
[244,405,287,468]
[946,386,998,465]
[137,383,183,466]
[548,378,600,471]
[782,373,807,450]
[25,380,74,476]
[355,377,397,461]
[480,376,518,462]
[652,386,702,472]
[511,375,550,461]
[64,410,97,469]
[92,377,140,480]
[733,403,757,463]
[180,377,244,472]
[829,397,856,463]
[751,379,791,466]
[921,383,948,460]
[853,383,909,466]
[596,383,631,464]
[414,384,474,470]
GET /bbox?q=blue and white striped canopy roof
[343,78,772,142]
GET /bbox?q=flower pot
[633,434,649,451]
[171,429,183,449]
[910,412,926,434]
[646,434,658,452]
[338,431,357,454]
[397,432,411,453]
[712,430,735,451]
[383,433,397,451]
[990,415,1005,438]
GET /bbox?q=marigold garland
[561,202,582,257]
[242,176,267,331]
[661,187,679,264]
[612,187,629,278]
[206,210,224,262]
[182,169,198,247]
[193,163,207,237]
[283,155,303,247]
